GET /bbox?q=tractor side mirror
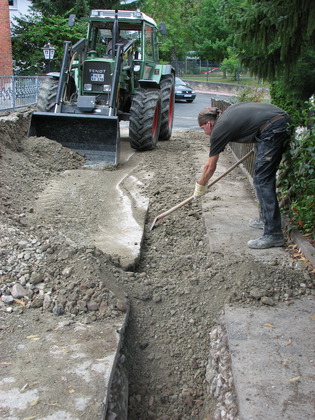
[158,23,167,35]
[68,14,76,27]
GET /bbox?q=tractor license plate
[91,74,104,82]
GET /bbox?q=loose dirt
[0,110,314,420]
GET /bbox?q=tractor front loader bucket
[29,112,120,165]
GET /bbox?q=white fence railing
[0,76,46,111]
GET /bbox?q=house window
[9,0,17,7]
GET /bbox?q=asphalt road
[173,92,233,131]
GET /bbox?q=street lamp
[42,43,56,73]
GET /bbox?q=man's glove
[193,182,207,199]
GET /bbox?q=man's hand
[193,182,207,199]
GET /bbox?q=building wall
[0,0,13,76]
[9,0,32,23]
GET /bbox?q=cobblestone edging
[205,313,239,420]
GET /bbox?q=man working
[194,102,292,249]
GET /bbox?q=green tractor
[29,9,175,165]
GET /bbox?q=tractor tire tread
[37,77,59,112]
[159,74,175,141]
[129,88,162,151]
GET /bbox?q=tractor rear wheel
[159,75,175,140]
[37,77,59,112]
[129,88,162,151]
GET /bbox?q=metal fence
[171,59,220,77]
[0,76,45,111]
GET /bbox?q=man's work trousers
[254,115,292,236]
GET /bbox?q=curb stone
[285,219,315,269]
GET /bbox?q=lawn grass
[182,73,269,88]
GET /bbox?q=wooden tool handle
[151,149,255,228]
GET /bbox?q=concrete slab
[0,313,127,420]
[225,298,315,420]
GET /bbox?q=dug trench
[0,110,314,419]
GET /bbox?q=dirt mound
[0,111,84,223]
[0,111,30,154]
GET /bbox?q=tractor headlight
[103,85,111,92]
[84,83,92,91]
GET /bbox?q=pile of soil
[0,110,314,420]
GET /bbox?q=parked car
[175,77,196,103]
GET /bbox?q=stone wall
[184,80,270,100]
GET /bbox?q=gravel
[1,110,314,419]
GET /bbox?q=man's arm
[198,154,220,186]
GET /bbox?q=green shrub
[234,86,265,102]
[270,48,315,127]
[270,81,307,127]
[278,99,315,237]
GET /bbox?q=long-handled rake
[150,149,255,230]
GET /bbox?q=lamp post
[42,43,55,73]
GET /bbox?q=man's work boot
[248,234,284,249]
[249,218,264,230]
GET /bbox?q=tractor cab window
[145,25,154,60]
[88,24,111,56]
[120,30,140,42]
[92,26,140,56]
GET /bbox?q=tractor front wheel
[159,74,175,140]
[129,88,162,151]
[37,77,59,112]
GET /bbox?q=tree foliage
[270,46,315,126]
[11,0,124,74]
[189,0,232,62]
[30,0,119,17]
[73,0,90,18]
[141,0,233,63]
[220,48,245,81]
[142,0,200,61]
[11,13,87,75]
[227,0,315,81]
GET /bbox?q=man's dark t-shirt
[209,102,285,157]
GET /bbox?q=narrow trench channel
[114,209,228,419]
[106,134,240,419]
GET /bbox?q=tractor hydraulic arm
[109,44,123,116]
[54,38,86,112]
